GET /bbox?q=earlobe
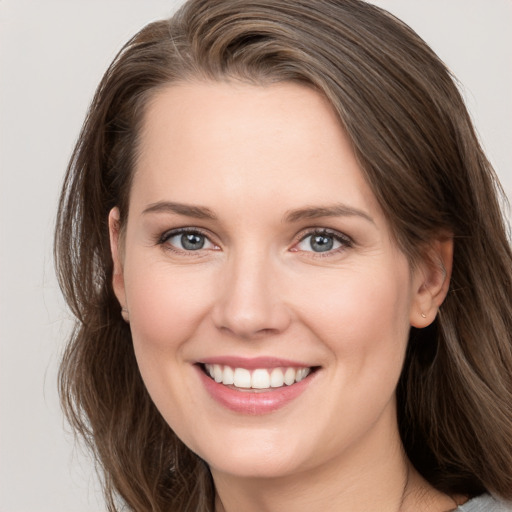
[410,235,453,328]
[108,207,127,316]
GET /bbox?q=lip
[195,361,318,415]
[199,356,312,370]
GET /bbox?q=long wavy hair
[54,1,512,510]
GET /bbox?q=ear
[410,234,453,328]
[108,207,128,319]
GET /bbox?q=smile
[204,364,312,390]
[196,358,319,414]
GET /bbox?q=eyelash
[157,227,217,255]
[293,228,354,257]
[156,227,353,257]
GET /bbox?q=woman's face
[110,81,437,480]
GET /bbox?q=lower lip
[196,366,316,415]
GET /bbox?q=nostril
[217,324,282,341]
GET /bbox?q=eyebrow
[142,201,217,220]
[142,200,374,224]
[283,204,375,224]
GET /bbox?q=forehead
[131,80,380,220]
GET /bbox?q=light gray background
[0,1,510,511]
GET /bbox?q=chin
[207,450,307,480]
[188,426,312,480]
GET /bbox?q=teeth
[204,364,312,390]
[213,364,223,383]
[233,368,251,388]
[270,367,284,388]
[297,368,309,381]
[284,367,295,386]
[223,365,234,385]
[251,368,270,389]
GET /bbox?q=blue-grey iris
[181,233,205,250]
[311,235,333,252]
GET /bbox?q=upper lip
[198,356,314,369]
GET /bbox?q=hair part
[55,1,512,510]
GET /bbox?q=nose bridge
[213,243,290,338]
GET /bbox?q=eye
[159,229,218,252]
[294,229,352,254]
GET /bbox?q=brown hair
[55,1,512,510]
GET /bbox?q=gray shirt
[457,495,512,512]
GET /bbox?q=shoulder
[457,494,512,512]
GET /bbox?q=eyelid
[155,226,352,256]
[291,227,354,254]
[157,227,220,253]
[158,226,204,243]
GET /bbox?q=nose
[211,248,292,340]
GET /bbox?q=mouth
[201,363,315,391]
[195,357,320,413]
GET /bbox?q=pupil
[181,233,204,250]
[311,235,333,252]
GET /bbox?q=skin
[109,81,455,511]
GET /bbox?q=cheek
[296,263,413,381]
[122,259,215,434]
[301,264,410,334]
[124,259,215,356]
[295,266,413,444]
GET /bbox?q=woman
[54,1,512,510]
